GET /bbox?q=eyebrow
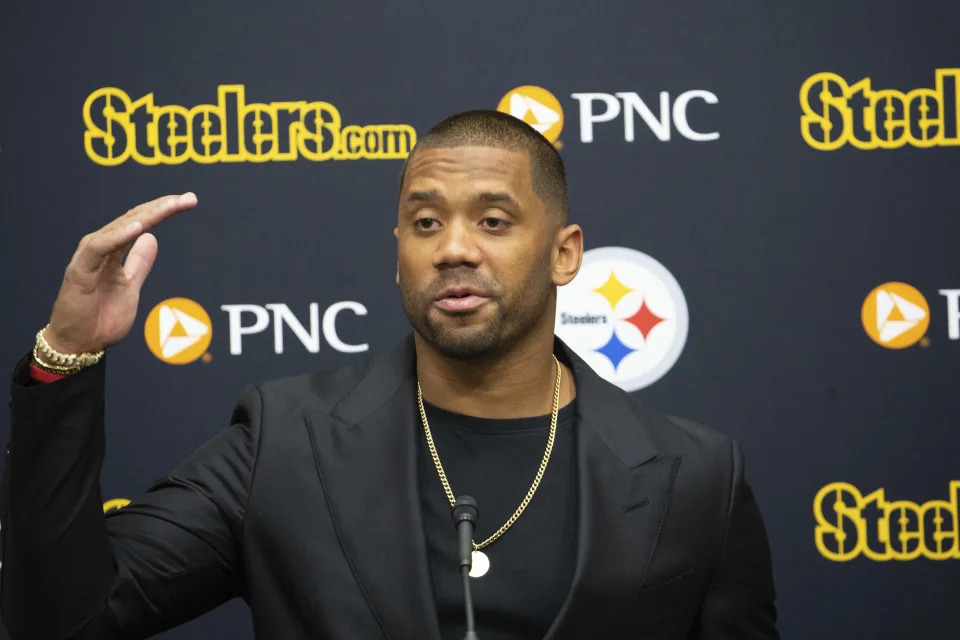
[405,189,520,210]
[477,191,521,209]
[406,189,442,204]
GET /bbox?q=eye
[414,217,439,231]
[481,217,510,231]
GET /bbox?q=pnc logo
[497,86,564,143]
[555,247,688,391]
[145,297,369,364]
[861,283,930,349]
[498,84,718,145]
[144,297,213,364]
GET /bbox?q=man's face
[396,146,557,359]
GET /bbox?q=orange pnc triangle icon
[496,86,564,143]
[860,282,930,349]
[144,297,214,365]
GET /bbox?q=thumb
[123,232,159,289]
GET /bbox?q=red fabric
[29,361,66,383]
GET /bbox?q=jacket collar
[308,334,679,638]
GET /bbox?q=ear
[393,227,399,285]
[552,224,583,286]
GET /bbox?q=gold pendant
[469,550,490,578]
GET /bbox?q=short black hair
[398,109,569,221]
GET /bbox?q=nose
[433,218,482,270]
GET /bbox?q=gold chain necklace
[416,354,562,578]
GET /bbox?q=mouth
[433,285,491,313]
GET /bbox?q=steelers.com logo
[497,86,564,143]
[144,297,212,364]
[861,282,930,349]
[556,247,689,391]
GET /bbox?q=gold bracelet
[34,324,104,371]
[32,345,83,374]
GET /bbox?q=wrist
[34,324,105,372]
[32,339,62,368]
[31,345,82,376]
[42,326,101,357]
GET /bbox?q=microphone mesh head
[452,495,479,524]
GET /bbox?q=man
[2,110,778,639]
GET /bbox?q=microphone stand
[452,495,480,640]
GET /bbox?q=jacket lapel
[304,334,681,639]
[304,337,442,640]
[545,340,682,639]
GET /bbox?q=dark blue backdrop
[3,2,958,637]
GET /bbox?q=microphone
[452,495,480,640]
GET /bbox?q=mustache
[423,268,502,300]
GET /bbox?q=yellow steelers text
[800,69,960,150]
[814,481,960,561]
[103,498,130,513]
[83,85,417,165]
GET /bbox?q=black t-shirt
[416,398,578,640]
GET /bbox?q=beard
[399,256,553,360]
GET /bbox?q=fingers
[74,192,197,274]
[74,219,147,273]
[123,232,159,289]
[102,192,197,235]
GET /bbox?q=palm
[44,194,195,356]
[96,273,142,346]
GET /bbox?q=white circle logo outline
[555,246,689,391]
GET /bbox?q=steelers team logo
[497,86,564,143]
[144,297,212,364]
[556,247,689,391]
[861,282,930,349]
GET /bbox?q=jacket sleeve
[691,440,779,639]
[0,351,262,640]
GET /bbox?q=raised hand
[40,193,198,358]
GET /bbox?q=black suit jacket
[1,335,778,639]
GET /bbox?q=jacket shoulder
[663,412,736,454]
[624,391,738,476]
